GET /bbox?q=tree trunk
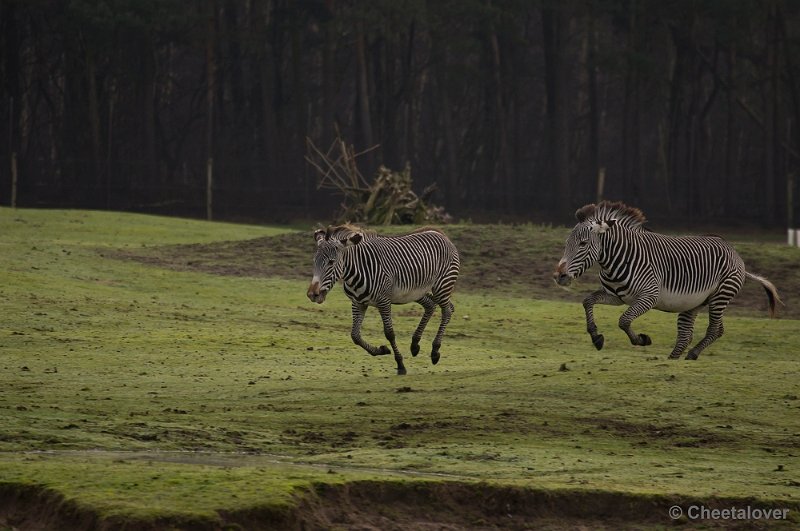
[256,0,278,185]
[206,0,216,218]
[622,1,641,208]
[777,4,800,228]
[724,44,736,217]
[489,27,513,212]
[764,1,777,225]
[542,5,570,213]
[142,40,157,189]
[86,47,102,193]
[321,8,336,144]
[587,9,600,204]
[224,0,244,117]
[289,2,309,210]
[435,42,459,206]
[3,1,21,201]
[355,21,374,170]
[666,24,686,214]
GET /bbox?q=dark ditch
[2,480,797,530]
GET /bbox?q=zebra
[553,201,782,360]
[307,224,460,375]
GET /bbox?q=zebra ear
[314,229,326,244]
[345,233,363,246]
[590,219,616,234]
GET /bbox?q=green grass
[1,207,799,528]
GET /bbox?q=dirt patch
[110,225,800,318]
[4,480,796,530]
[107,226,588,308]
[0,483,214,531]
[583,418,733,449]
[288,481,800,530]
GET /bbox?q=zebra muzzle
[555,273,572,286]
[307,282,328,304]
[554,263,572,286]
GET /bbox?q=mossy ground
[1,208,799,528]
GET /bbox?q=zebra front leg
[411,295,437,357]
[376,301,407,375]
[618,295,658,346]
[582,290,623,350]
[350,302,391,357]
[669,308,699,359]
[430,300,454,365]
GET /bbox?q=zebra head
[554,206,616,286]
[307,227,363,304]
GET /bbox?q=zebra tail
[745,272,784,317]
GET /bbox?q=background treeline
[1,0,799,225]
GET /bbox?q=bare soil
[115,225,799,318]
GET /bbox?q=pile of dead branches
[305,136,452,225]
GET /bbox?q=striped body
[341,231,459,306]
[308,225,459,374]
[597,232,745,313]
[554,201,780,360]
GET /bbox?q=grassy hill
[1,208,798,529]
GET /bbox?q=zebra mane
[576,200,647,229]
[323,223,375,241]
[322,224,445,241]
[406,226,445,235]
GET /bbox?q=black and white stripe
[555,201,781,359]
[308,225,460,374]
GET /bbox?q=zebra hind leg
[377,301,407,375]
[669,308,699,359]
[685,301,727,360]
[685,279,740,360]
[411,295,436,357]
[430,300,454,365]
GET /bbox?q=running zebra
[307,224,460,374]
[553,201,782,359]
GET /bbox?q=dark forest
[1,0,799,225]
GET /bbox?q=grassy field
[1,207,799,529]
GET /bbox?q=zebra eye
[578,240,588,247]
[327,258,335,265]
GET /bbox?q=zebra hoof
[377,345,391,356]
[685,352,699,360]
[638,334,652,346]
[668,352,682,359]
[410,342,420,356]
[592,334,604,350]
[397,366,407,375]
[431,351,440,365]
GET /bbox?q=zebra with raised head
[553,201,782,360]
[307,224,460,375]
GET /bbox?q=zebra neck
[340,249,371,302]
[596,230,634,272]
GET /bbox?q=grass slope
[1,207,799,529]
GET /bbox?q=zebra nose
[307,282,328,304]
[554,261,569,285]
[307,281,320,302]
[553,271,571,286]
